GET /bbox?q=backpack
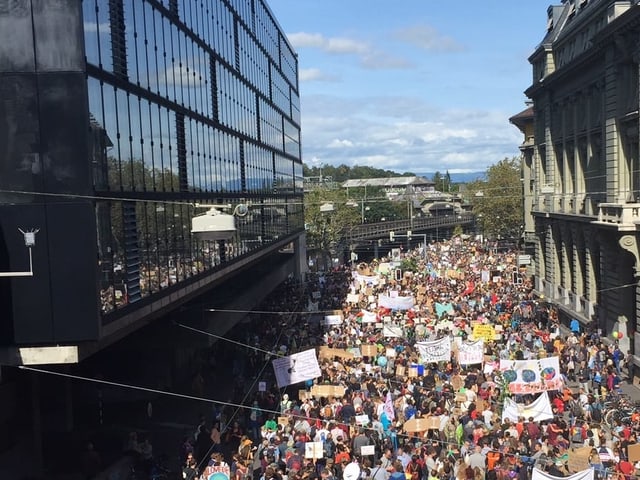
[590,403,602,422]
[569,400,583,417]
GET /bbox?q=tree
[304,189,360,269]
[467,157,523,240]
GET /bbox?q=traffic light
[395,268,402,281]
[389,231,395,241]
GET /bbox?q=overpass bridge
[343,212,477,261]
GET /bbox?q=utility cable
[17,364,635,476]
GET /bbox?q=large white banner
[378,294,415,311]
[416,337,452,363]
[383,325,404,338]
[502,392,554,423]
[532,468,593,480]
[272,349,322,388]
[500,356,563,394]
[457,340,484,365]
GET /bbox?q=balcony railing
[594,203,640,230]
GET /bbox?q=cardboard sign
[396,365,406,377]
[311,384,346,398]
[278,416,290,427]
[305,442,324,459]
[455,393,467,403]
[318,346,354,360]
[298,390,312,401]
[628,443,640,463]
[403,417,431,433]
[567,446,592,473]
[361,344,377,357]
[426,416,441,430]
[450,375,463,391]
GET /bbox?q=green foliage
[303,163,414,183]
[304,189,359,260]
[467,157,523,240]
[432,170,457,193]
[400,257,419,273]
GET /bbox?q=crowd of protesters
[181,237,639,480]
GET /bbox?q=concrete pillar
[293,233,308,281]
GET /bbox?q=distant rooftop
[342,176,435,188]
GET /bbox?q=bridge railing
[347,212,475,241]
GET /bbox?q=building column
[293,233,308,281]
[618,235,638,354]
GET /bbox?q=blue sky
[267,0,553,175]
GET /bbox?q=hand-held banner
[501,392,553,423]
[378,294,414,310]
[416,337,452,363]
[499,357,562,394]
[531,467,593,480]
[457,340,484,365]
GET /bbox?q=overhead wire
[17,363,636,476]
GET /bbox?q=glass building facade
[0,0,303,344]
[83,0,304,319]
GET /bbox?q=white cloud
[299,94,521,174]
[287,31,409,70]
[393,24,465,52]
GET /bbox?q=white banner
[502,392,554,423]
[531,468,593,480]
[416,337,452,363]
[323,314,343,325]
[378,294,415,310]
[272,349,322,388]
[500,356,563,394]
[354,273,379,285]
[360,310,377,323]
[346,293,360,304]
[457,340,484,365]
[383,325,404,338]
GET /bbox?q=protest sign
[567,447,592,473]
[305,442,324,459]
[627,443,640,462]
[272,349,321,388]
[472,324,496,341]
[361,344,377,357]
[318,346,355,360]
[361,445,375,456]
[416,337,452,363]
[500,357,563,394]
[203,464,230,480]
[457,340,484,365]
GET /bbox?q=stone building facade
[520,0,640,361]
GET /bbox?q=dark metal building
[0,0,305,474]
[0,0,304,357]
